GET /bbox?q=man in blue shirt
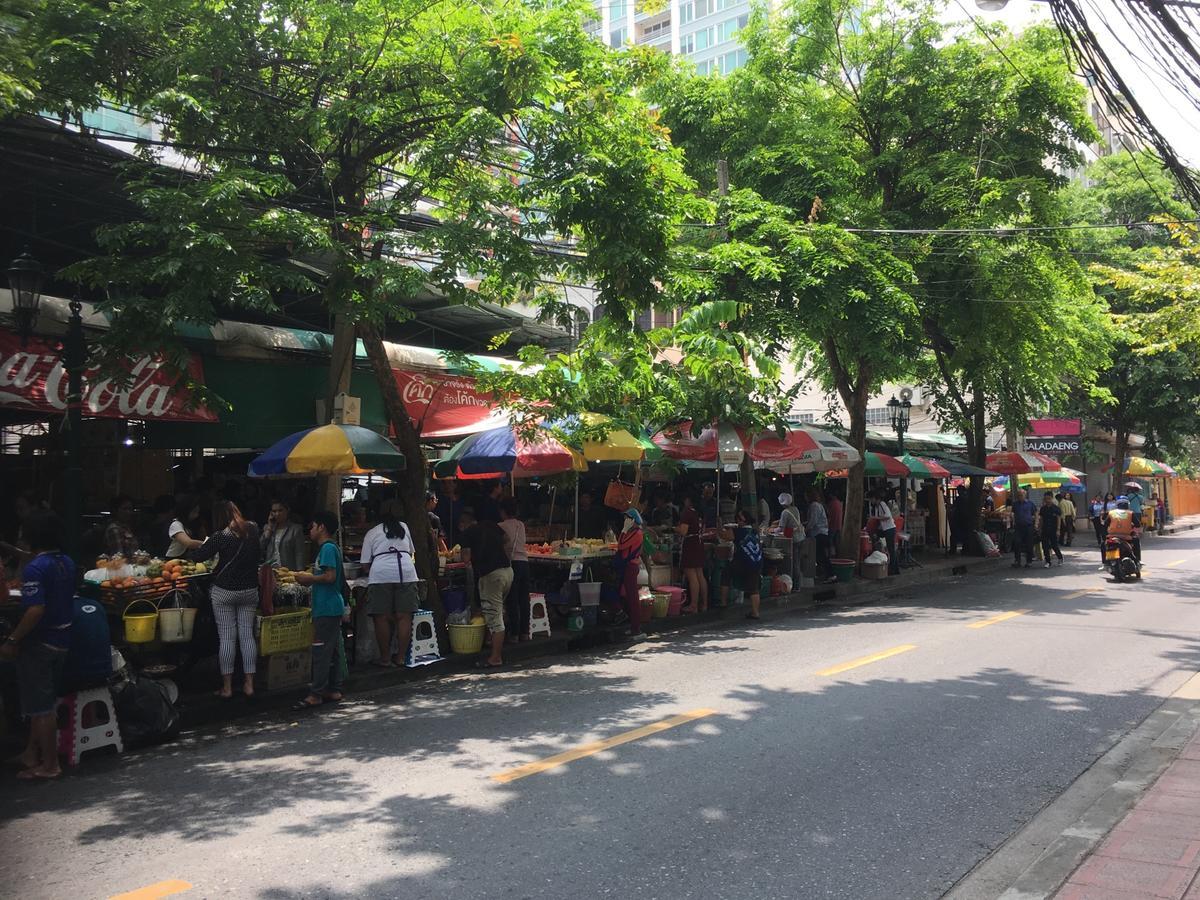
[294,512,346,710]
[1126,486,1145,526]
[1,511,74,780]
[1011,489,1038,569]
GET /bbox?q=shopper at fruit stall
[576,489,610,539]
[499,498,531,642]
[677,494,708,613]
[359,500,420,668]
[260,498,306,571]
[614,508,645,637]
[457,511,513,668]
[103,495,139,559]
[729,508,764,620]
[166,496,206,560]
[192,501,261,700]
[2,511,73,780]
[293,512,346,708]
[425,491,447,558]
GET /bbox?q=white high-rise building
[586,0,755,76]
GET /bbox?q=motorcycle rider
[1103,497,1140,565]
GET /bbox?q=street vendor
[614,508,644,637]
[260,499,306,571]
[2,511,73,781]
[360,500,420,668]
[104,495,139,558]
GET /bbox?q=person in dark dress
[677,495,708,612]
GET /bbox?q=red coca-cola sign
[393,368,503,438]
[0,330,217,422]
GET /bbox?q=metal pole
[63,299,85,561]
[898,422,907,518]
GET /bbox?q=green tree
[1062,153,1200,474]
[21,0,693,607]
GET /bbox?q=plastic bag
[111,675,180,747]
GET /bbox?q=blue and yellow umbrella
[249,424,407,476]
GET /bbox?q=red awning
[392,368,509,439]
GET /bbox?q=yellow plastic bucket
[123,598,159,644]
[448,623,486,655]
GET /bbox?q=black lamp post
[7,249,44,346]
[888,394,912,514]
[6,252,86,560]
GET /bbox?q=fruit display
[95,557,210,605]
[273,567,301,585]
[525,539,616,558]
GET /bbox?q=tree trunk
[358,322,447,638]
[318,312,357,512]
[960,396,988,550]
[841,406,867,560]
[1114,426,1130,493]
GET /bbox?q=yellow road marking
[490,709,716,783]
[816,644,917,677]
[109,881,193,900]
[968,609,1031,629]
[1063,589,1096,601]
[1168,559,1188,567]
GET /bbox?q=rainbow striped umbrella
[434,424,583,480]
[249,424,407,476]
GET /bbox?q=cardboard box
[259,650,311,693]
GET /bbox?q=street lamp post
[888,394,912,515]
[6,252,86,560]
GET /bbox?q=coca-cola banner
[392,368,507,438]
[0,330,217,422]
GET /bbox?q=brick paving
[1056,730,1200,899]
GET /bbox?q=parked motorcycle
[1104,535,1141,582]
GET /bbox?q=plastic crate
[257,606,314,655]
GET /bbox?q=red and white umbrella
[652,423,861,472]
[985,451,1063,475]
[753,427,861,473]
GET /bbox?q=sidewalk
[1056,727,1200,900]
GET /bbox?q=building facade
[586,0,759,76]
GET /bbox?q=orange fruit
[101,580,112,588]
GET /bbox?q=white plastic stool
[528,594,551,639]
[405,609,442,667]
[57,686,123,767]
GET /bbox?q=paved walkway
[1055,728,1200,899]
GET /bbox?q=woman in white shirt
[871,489,899,575]
[360,500,420,667]
[499,498,530,642]
[166,497,204,559]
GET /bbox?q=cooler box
[646,564,673,588]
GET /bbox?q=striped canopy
[435,424,583,480]
[897,454,951,479]
[985,451,1063,475]
[249,424,407,476]
[653,422,859,470]
[1123,456,1175,477]
[827,451,910,479]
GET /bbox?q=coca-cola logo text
[0,332,216,423]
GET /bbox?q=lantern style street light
[7,249,44,345]
[887,393,912,517]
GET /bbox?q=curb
[175,554,1005,733]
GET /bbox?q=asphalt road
[6,530,1200,900]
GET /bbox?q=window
[692,25,714,51]
[787,413,817,425]
[694,59,712,75]
[717,14,747,43]
[642,18,670,39]
[715,0,739,10]
[610,26,627,46]
[612,0,627,19]
[864,407,892,426]
[680,1,694,24]
[718,48,748,74]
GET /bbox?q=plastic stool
[405,609,442,667]
[57,686,123,767]
[528,594,551,639]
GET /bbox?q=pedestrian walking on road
[1039,493,1064,567]
[193,501,261,700]
[1011,489,1037,568]
[1089,494,1105,546]
[294,512,347,708]
[1057,493,1076,546]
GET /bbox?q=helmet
[1116,499,1130,510]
